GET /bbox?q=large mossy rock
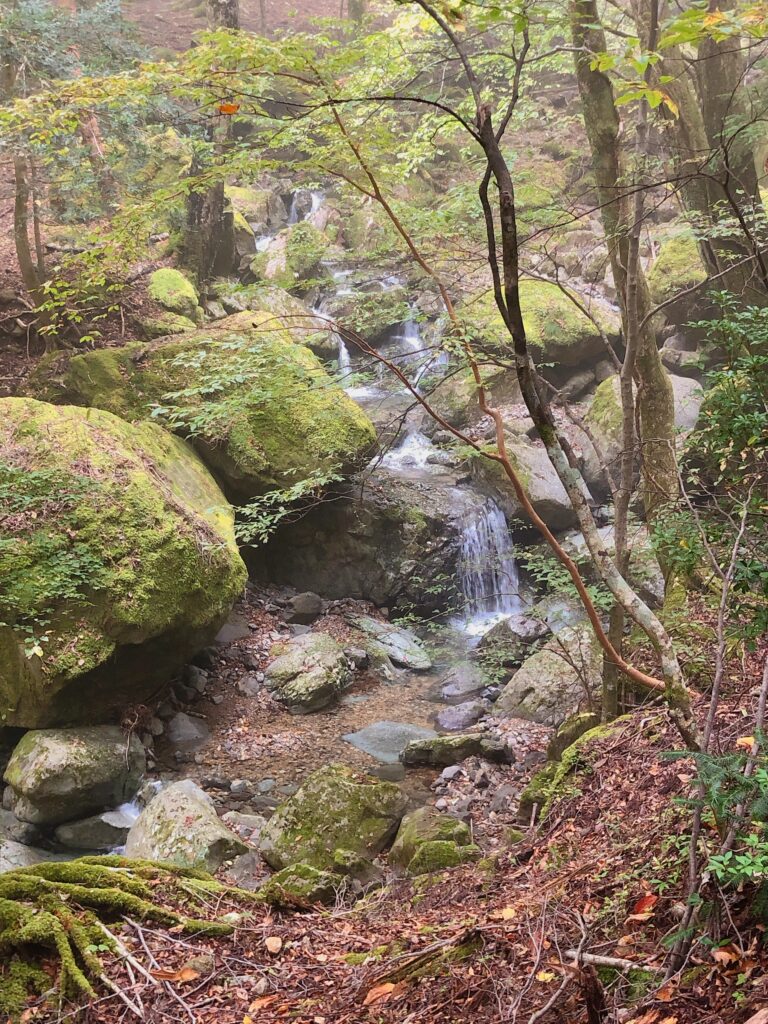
[0,398,246,727]
[264,632,351,713]
[648,232,707,308]
[494,624,601,727]
[27,314,376,501]
[346,615,432,670]
[259,764,408,871]
[147,268,203,324]
[464,281,619,369]
[3,727,145,826]
[125,780,247,871]
[400,734,507,768]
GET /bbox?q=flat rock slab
[439,663,486,704]
[215,612,252,645]
[343,721,438,763]
[435,700,487,732]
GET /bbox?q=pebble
[230,779,250,796]
[257,779,276,794]
[434,798,448,810]
[211,694,224,705]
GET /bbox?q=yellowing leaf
[536,970,556,983]
[736,736,755,749]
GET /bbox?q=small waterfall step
[455,498,522,636]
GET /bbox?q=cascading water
[455,499,522,635]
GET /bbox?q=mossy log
[0,855,262,1014]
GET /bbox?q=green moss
[406,840,480,875]
[463,281,619,368]
[648,233,706,305]
[0,958,50,1018]
[389,807,472,868]
[27,316,377,500]
[585,376,622,436]
[284,221,328,280]
[148,268,202,323]
[0,398,245,727]
[259,863,337,907]
[139,313,197,339]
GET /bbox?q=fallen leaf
[711,946,739,964]
[363,982,395,1006]
[627,1012,659,1024]
[656,982,675,1002]
[150,967,200,983]
[736,736,755,749]
[744,1010,768,1024]
[265,936,283,955]
[536,970,556,983]
[248,996,279,1012]
[632,893,659,915]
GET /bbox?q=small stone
[230,780,250,796]
[156,701,175,720]
[440,765,462,782]
[435,700,487,733]
[434,798,448,810]
[173,683,197,703]
[185,665,209,692]
[211,694,224,705]
[257,779,276,794]
[344,647,369,670]
[149,717,164,737]
[237,673,263,697]
[203,776,230,791]
[194,753,205,765]
[285,592,323,625]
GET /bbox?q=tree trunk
[13,156,43,301]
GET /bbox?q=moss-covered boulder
[3,727,145,826]
[0,397,246,727]
[517,761,558,824]
[259,863,340,906]
[26,315,377,501]
[250,222,329,292]
[400,734,507,768]
[648,232,707,307]
[138,312,197,339]
[346,615,431,670]
[495,624,601,728]
[546,711,601,762]
[264,632,351,713]
[463,281,619,369]
[147,268,203,324]
[124,780,247,871]
[225,184,287,233]
[407,839,481,875]
[389,807,472,870]
[258,764,408,872]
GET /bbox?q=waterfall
[457,499,521,628]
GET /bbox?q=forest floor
[17,634,768,1024]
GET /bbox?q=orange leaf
[218,102,241,114]
[632,893,659,915]
[736,736,756,749]
[362,982,395,1006]
[248,996,279,1012]
[150,967,200,982]
[265,936,283,955]
[712,946,739,964]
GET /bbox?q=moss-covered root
[0,855,263,1013]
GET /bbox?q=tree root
[0,855,264,1015]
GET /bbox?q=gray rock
[439,765,462,782]
[124,780,247,871]
[529,593,589,634]
[344,647,369,669]
[477,614,549,667]
[257,778,276,793]
[167,712,210,751]
[369,763,406,782]
[0,838,68,873]
[494,625,601,727]
[215,612,252,644]
[4,727,145,826]
[347,615,432,670]
[285,592,323,624]
[54,807,137,851]
[221,811,268,843]
[264,632,351,713]
[401,734,508,768]
[343,721,438,764]
[237,673,263,697]
[435,701,487,732]
[185,665,209,692]
[389,807,472,869]
[439,663,487,704]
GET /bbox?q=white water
[454,499,522,636]
[379,429,437,470]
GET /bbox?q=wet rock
[265,632,351,713]
[343,721,438,764]
[369,763,406,782]
[259,763,407,872]
[439,663,487,703]
[54,807,137,851]
[435,701,488,732]
[346,615,431,670]
[4,727,145,826]
[285,592,323,624]
[400,734,508,768]
[124,780,247,871]
[529,593,588,634]
[167,712,210,751]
